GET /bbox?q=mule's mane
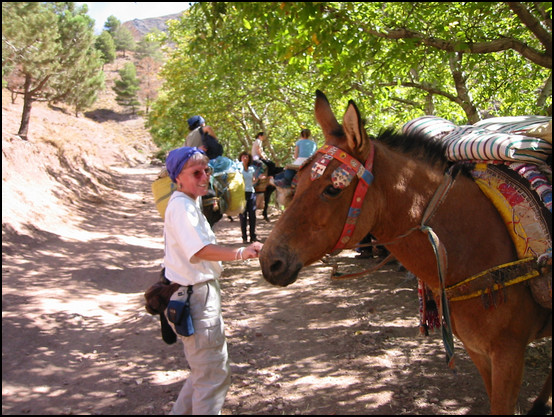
[374,128,451,170]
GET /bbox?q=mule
[253,160,284,221]
[260,90,552,415]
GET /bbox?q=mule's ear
[314,90,342,142]
[342,100,367,154]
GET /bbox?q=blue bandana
[187,115,205,130]
[166,147,205,182]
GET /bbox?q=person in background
[273,128,317,188]
[185,115,222,160]
[163,146,262,415]
[356,233,390,260]
[238,151,259,243]
[185,115,209,148]
[251,131,277,189]
[251,131,269,162]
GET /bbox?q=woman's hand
[242,242,263,259]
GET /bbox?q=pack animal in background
[151,156,245,222]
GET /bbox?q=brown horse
[253,160,284,221]
[260,91,552,415]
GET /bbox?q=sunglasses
[191,166,213,179]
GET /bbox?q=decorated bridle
[309,141,375,252]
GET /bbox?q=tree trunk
[537,72,552,113]
[449,53,480,123]
[424,93,434,115]
[17,75,33,140]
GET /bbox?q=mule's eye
[323,185,342,197]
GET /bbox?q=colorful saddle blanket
[470,162,551,259]
[404,116,552,311]
[469,162,552,309]
[403,115,552,165]
[404,115,552,254]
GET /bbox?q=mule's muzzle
[260,245,303,287]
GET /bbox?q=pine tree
[95,30,116,69]
[64,49,105,117]
[113,62,140,115]
[113,26,135,58]
[2,2,103,139]
[104,15,120,36]
[135,31,164,63]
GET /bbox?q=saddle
[469,162,552,308]
[405,116,552,310]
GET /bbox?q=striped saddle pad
[403,115,552,165]
[403,116,552,304]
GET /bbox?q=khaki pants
[166,280,231,415]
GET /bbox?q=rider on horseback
[273,128,317,188]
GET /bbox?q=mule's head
[260,90,377,286]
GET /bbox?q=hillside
[2,55,160,236]
[122,12,185,40]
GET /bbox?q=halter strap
[315,142,375,251]
[317,143,375,186]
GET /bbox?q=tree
[148,6,313,160]
[113,62,140,114]
[2,2,104,140]
[225,2,551,123]
[63,49,105,117]
[113,25,135,57]
[95,30,116,69]
[135,30,164,62]
[104,15,120,36]
[148,2,552,160]
[137,56,162,114]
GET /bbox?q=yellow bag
[152,175,176,220]
[213,171,245,216]
[152,168,245,219]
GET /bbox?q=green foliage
[113,25,135,57]
[2,2,60,82]
[104,15,121,35]
[113,62,140,114]
[64,48,105,116]
[95,30,116,66]
[148,5,320,163]
[148,2,552,161]
[135,30,164,63]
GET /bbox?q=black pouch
[166,286,194,337]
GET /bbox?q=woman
[184,115,223,160]
[163,146,262,415]
[273,128,317,187]
[238,151,259,243]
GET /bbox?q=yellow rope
[448,257,540,302]
[447,257,535,290]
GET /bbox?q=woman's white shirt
[163,191,223,286]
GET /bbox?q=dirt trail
[2,163,551,415]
